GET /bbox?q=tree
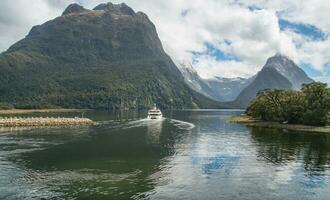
[247,89,285,121]
[301,82,330,126]
[280,90,304,124]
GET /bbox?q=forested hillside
[0,3,223,110]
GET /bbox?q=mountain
[263,53,313,89]
[233,54,313,108]
[233,67,293,107]
[0,2,223,110]
[179,64,252,101]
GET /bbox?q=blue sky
[278,19,327,41]
[277,18,329,83]
[191,43,240,63]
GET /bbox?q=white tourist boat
[147,104,163,119]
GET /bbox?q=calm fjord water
[0,110,329,200]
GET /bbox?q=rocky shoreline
[0,117,95,127]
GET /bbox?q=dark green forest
[246,82,330,126]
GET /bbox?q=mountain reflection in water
[0,110,329,200]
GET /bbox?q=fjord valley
[0,1,330,200]
[0,2,318,112]
[0,0,328,137]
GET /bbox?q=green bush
[246,82,330,126]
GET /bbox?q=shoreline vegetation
[229,115,330,134]
[0,108,91,114]
[246,82,330,126]
[232,82,330,134]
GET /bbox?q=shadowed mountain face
[233,54,313,108]
[0,2,223,109]
[234,67,293,107]
[264,54,313,89]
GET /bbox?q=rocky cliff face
[0,2,222,109]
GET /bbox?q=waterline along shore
[0,117,95,127]
[0,109,90,114]
[229,115,330,134]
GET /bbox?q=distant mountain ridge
[180,54,313,108]
[205,76,254,101]
[0,2,223,109]
[179,64,252,101]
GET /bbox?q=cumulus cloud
[0,0,329,80]
[194,55,257,78]
[236,0,330,72]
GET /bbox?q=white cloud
[297,39,330,71]
[0,0,65,52]
[236,0,330,72]
[0,0,329,80]
[194,55,257,78]
[314,76,330,85]
[236,0,330,33]
[110,0,299,78]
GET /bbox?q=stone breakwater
[0,117,95,127]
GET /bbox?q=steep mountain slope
[264,53,313,89]
[0,2,223,109]
[234,54,313,108]
[178,64,214,99]
[234,67,293,107]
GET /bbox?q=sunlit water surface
[0,110,329,199]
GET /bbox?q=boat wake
[96,117,195,132]
[167,119,195,130]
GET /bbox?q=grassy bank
[0,109,90,115]
[229,115,330,134]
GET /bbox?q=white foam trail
[95,118,149,131]
[168,119,195,130]
[96,117,195,131]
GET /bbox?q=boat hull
[147,115,163,120]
